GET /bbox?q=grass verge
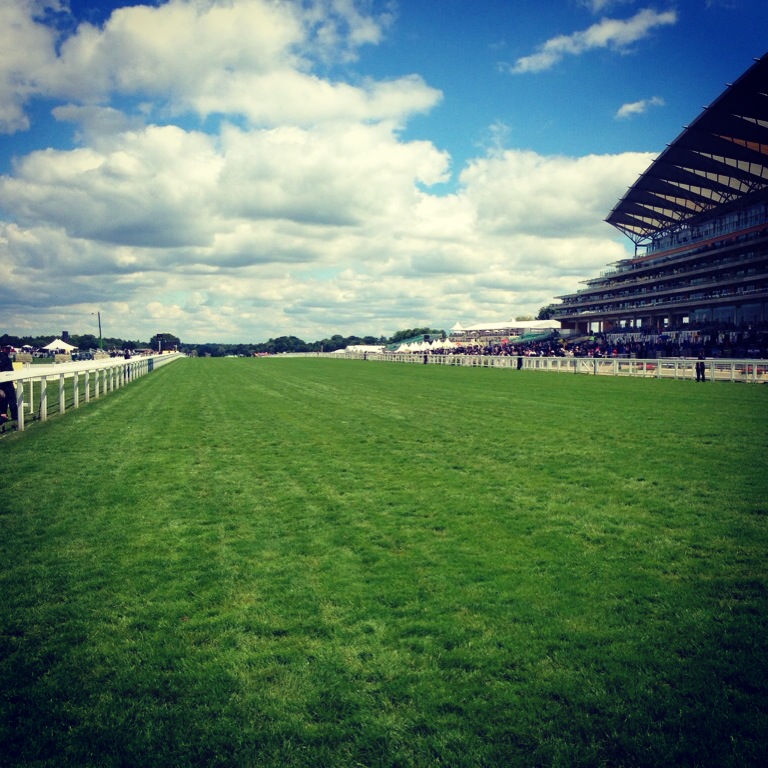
[1,358,767,767]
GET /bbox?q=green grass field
[1,358,767,767]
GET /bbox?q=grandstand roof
[605,52,768,244]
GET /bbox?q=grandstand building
[555,53,768,337]
[449,319,560,344]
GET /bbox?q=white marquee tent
[334,345,385,354]
[42,338,78,352]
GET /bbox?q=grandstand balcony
[556,221,768,332]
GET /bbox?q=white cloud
[0,0,63,133]
[191,70,440,129]
[458,149,653,239]
[507,8,677,74]
[0,125,224,247]
[1,117,450,248]
[0,132,650,341]
[615,95,665,119]
[581,0,633,12]
[1,0,430,131]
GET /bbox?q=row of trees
[0,329,439,358]
[188,327,445,357]
[0,333,181,354]
[1,309,557,358]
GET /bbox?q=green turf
[1,358,767,767]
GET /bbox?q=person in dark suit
[0,345,17,423]
[695,351,706,382]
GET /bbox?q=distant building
[449,319,561,344]
[342,345,385,354]
[556,53,768,335]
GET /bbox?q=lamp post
[92,311,103,349]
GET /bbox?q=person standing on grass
[0,345,17,424]
[696,351,706,382]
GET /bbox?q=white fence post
[25,380,33,418]
[303,351,768,386]
[15,382,24,431]
[40,376,47,422]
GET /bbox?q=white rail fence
[0,352,184,432]
[291,352,768,383]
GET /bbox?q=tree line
[0,332,180,354]
[1,308,556,358]
[189,327,445,357]
[0,328,444,358]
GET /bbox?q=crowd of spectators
[398,322,768,360]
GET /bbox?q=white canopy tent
[345,345,385,354]
[42,338,78,353]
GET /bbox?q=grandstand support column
[671,312,686,327]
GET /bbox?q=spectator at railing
[386,323,767,360]
[0,345,18,424]
[696,352,707,382]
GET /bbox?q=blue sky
[1,0,766,343]
[361,1,766,163]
